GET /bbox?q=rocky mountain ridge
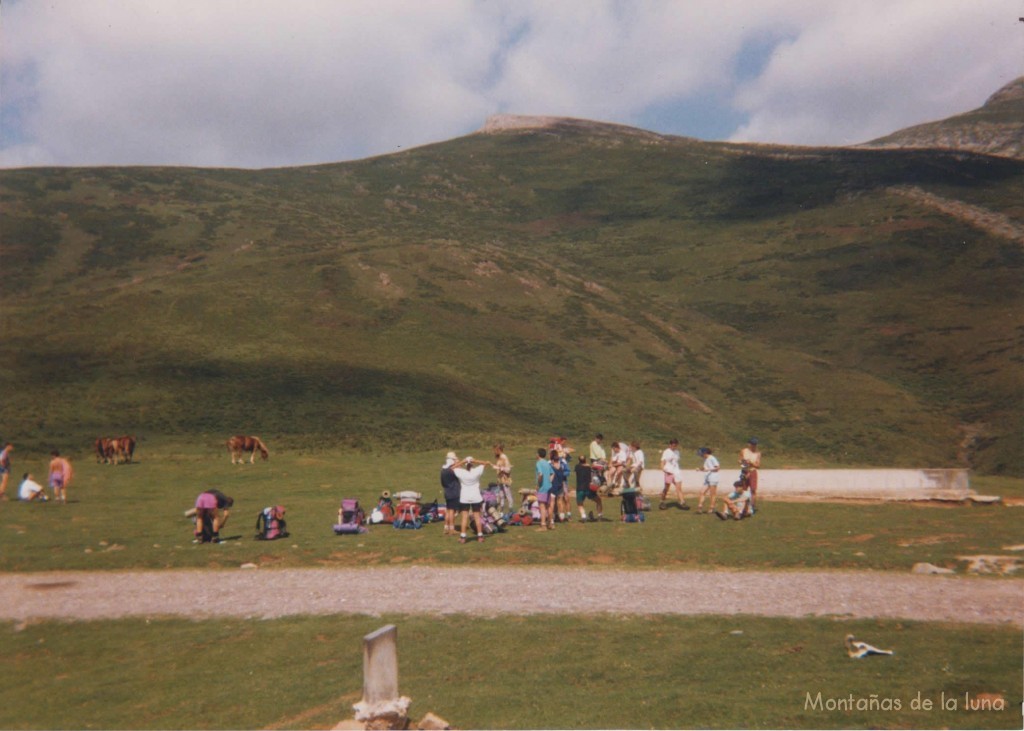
[863,76,1024,159]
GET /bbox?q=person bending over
[193,489,234,543]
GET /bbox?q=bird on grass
[845,634,894,658]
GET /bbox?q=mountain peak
[863,76,1024,159]
[985,76,1024,106]
[478,114,677,143]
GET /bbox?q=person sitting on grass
[192,489,234,543]
[574,456,603,522]
[695,447,720,514]
[18,473,48,502]
[715,478,751,521]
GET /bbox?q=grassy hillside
[1,123,1021,472]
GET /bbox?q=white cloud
[0,0,1019,168]
[729,0,1023,145]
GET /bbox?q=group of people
[581,433,761,518]
[439,435,764,539]
[0,442,75,504]
[439,444,512,543]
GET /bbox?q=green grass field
[1,440,1021,573]
[1,614,1020,730]
[2,441,1021,730]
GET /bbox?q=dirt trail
[888,185,1024,244]
[2,567,1021,626]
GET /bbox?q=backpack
[420,499,440,524]
[393,498,423,529]
[620,489,645,523]
[255,505,289,540]
[371,494,395,524]
[334,498,368,535]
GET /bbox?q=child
[574,456,603,522]
[695,447,720,514]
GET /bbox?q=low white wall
[637,468,970,501]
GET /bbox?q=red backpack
[255,505,288,540]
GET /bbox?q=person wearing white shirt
[695,447,720,514]
[626,441,645,488]
[659,439,688,510]
[609,442,628,491]
[452,456,491,544]
[18,473,48,502]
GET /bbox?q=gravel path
[2,567,1021,625]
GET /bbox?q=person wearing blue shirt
[550,451,570,522]
[535,447,555,530]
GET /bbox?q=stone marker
[353,625,411,729]
[911,562,955,575]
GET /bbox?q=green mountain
[1,110,1022,473]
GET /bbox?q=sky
[1,0,1021,169]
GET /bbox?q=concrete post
[362,625,399,704]
[353,625,411,729]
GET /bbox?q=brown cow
[95,437,114,464]
[227,435,269,464]
[95,435,137,464]
[114,435,136,464]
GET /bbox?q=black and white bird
[845,634,894,658]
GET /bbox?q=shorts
[536,491,551,504]
[550,485,564,497]
[195,492,218,509]
[49,474,64,489]
[576,488,598,504]
[0,466,8,475]
[459,501,482,513]
[663,471,677,486]
[704,475,720,487]
[445,497,461,511]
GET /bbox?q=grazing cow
[227,435,269,464]
[95,437,114,464]
[95,435,137,464]
[114,435,136,464]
